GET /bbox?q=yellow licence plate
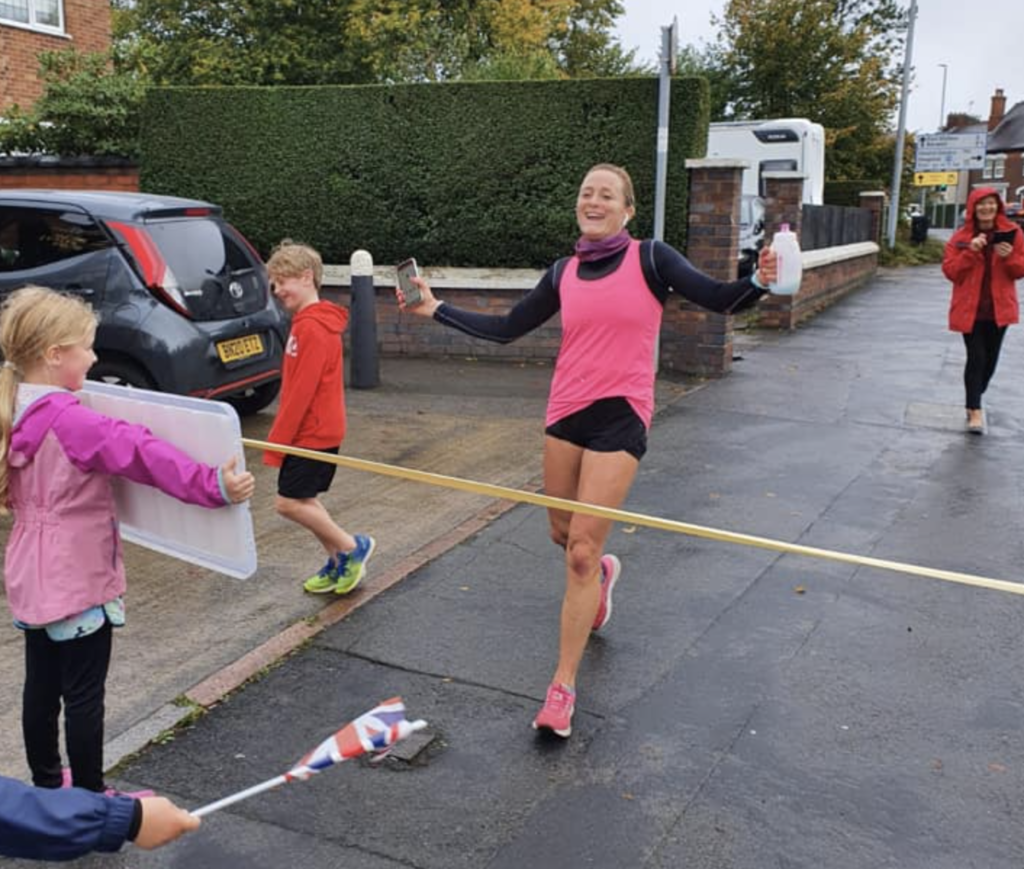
[216,334,264,363]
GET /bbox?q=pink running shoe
[592,554,621,631]
[104,786,155,799]
[532,682,576,738]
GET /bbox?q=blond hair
[266,239,323,290]
[584,163,636,209]
[0,285,97,511]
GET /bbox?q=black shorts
[545,397,647,461]
[277,446,340,499]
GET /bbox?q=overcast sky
[614,0,1024,135]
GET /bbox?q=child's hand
[221,455,255,504]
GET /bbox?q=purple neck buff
[575,230,632,262]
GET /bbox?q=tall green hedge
[141,77,709,268]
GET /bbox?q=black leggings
[23,622,112,792]
[962,321,1007,410]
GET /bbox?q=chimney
[946,112,978,131]
[989,88,1007,131]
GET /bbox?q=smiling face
[271,269,318,314]
[974,195,999,231]
[576,167,636,241]
[50,326,97,392]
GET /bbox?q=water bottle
[768,223,802,295]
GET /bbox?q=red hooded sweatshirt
[264,300,350,468]
[943,186,1024,332]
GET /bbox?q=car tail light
[106,220,192,318]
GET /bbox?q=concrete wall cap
[685,158,751,170]
[323,264,544,290]
[762,170,807,180]
[802,242,879,269]
[859,191,887,198]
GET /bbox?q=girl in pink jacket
[0,286,255,794]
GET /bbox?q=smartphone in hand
[993,228,1018,245]
[396,258,423,307]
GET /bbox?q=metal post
[938,63,948,130]
[653,18,677,242]
[349,249,379,389]
[886,0,917,249]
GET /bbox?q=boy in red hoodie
[264,240,375,593]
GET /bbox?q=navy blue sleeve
[645,240,766,313]
[0,775,134,860]
[433,266,561,344]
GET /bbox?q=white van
[706,118,826,205]
[706,118,825,275]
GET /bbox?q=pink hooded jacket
[4,390,228,626]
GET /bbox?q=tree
[112,0,639,86]
[673,43,734,121]
[112,0,376,86]
[711,0,905,181]
[0,50,145,157]
[552,0,638,78]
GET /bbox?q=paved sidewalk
[0,355,689,781]
[8,264,1024,868]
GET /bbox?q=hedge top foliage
[142,77,709,268]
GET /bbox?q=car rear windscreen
[146,218,267,320]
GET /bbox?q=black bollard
[349,249,379,389]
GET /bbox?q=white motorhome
[706,118,825,206]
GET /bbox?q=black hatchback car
[0,190,286,415]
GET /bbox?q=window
[0,208,110,273]
[983,154,1006,180]
[0,0,63,32]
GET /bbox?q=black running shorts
[277,446,340,499]
[545,397,647,461]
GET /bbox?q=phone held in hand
[993,228,1018,246]
[396,258,422,307]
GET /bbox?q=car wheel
[89,360,156,390]
[226,379,281,416]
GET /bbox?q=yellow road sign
[914,171,958,187]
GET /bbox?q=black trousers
[962,321,1007,410]
[23,621,112,792]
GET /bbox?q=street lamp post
[886,0,918,249]
[938,63,948,130]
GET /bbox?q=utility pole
[938,63,948,130]
[653,17,677,242]
[886,0,917,249]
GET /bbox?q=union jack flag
[285,697,424,782]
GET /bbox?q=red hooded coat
[264,300,349,468]
[943,186,1024,332]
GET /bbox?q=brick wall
[763,172,804,238]
[755,245,879,330]
[1,0,111,111]
[321,284,563,363]
[665,158,747,377]
[0,162,139,191]
[859,191,886,244]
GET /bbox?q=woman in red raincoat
[943,186,1024,432]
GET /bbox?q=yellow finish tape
[243,438,1024,598]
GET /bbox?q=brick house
[0,0,111,111]
[968,89,1024,206]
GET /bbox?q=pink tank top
[546,240,663,429]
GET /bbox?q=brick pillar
[859,191,886,244]
[660,158,746,377]
[763,171,806,239]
